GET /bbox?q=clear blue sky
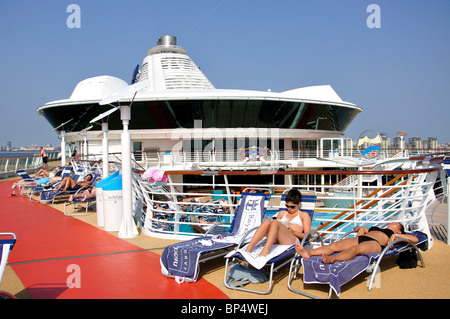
[0,0,449,147]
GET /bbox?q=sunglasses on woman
[285,204,298,209]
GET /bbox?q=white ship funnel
[136,35,215,90]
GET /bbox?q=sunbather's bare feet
[259,248,270,257]
[321,253,334,264]
[295,243,310,259]
[68,195,74,202]
[81,195,87,202]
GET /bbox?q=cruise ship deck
[1,176,449,300]
[0,178,226,299]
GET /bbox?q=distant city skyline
[1,1,449,146]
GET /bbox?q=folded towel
[301,254,377,296]
[212,234,247,245]
[142,169,168,184]
[226,240,291,270]
[160,236,234,281]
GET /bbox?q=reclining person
[244,189,311,257]
[53,174,93,193]
[295,222,419,264]
[68,187,96,202]
[12,175,61,192]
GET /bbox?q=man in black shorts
[40,147,48,170]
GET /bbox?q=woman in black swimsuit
[295,222,419,264]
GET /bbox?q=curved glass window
[39,99,360,133]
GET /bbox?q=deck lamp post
[53,118,74,167]
[102,122,109,179]
[93,80,151,239]
[90,110,117,179]
[79,125,93,160]
[396,130,408,157]
[60,131,66,166]
[118,103,136,238]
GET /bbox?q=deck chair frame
[287,229,426,299]
[14,169,36,182]
[63,187,96,216]
[0,232,17,299]
[223,192,319,294]
[24,166,74,201]
[0,232,17,284]
[160,192,271,283]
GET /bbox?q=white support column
[61,131,66,166]
[119,105,138,238]
[102,122,109,178]
[83,132,88,159]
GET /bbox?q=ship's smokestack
[140,35,214,89]
[157,35,177,46]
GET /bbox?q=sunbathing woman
[244,189,311,257]
[295,222,419,264]
[12,174,62,192]
[54,174,93,193]
[68,188,96,202]
[34,167,57,178]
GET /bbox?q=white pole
[119,105,138,238]
[447,176,450,245]
[400,136,404,156]
[83,133,88,159]
[102,122,109,178]
[61,131,66,166]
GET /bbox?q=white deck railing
[133,167,442,248]
[0,152,60,177]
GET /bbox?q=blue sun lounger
[14,169,37,182]
[223,192,319,294]
[160,192,271,283]
[11,170,40,196]
[288,229,427,298]
[23,166,74,200]
[63,194,96,216]
[39,172,99,204]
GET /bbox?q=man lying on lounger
[53,174,93,193]
[295,222,419,264]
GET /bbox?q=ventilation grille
[138,62,148,81]
[160,56,214,90]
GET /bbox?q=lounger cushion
[160,193,268,282]
[301,231,428,296]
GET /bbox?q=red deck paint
[0,179,228,299]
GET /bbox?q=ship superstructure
[38,35,363,172]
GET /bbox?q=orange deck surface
[0,179,228,299]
